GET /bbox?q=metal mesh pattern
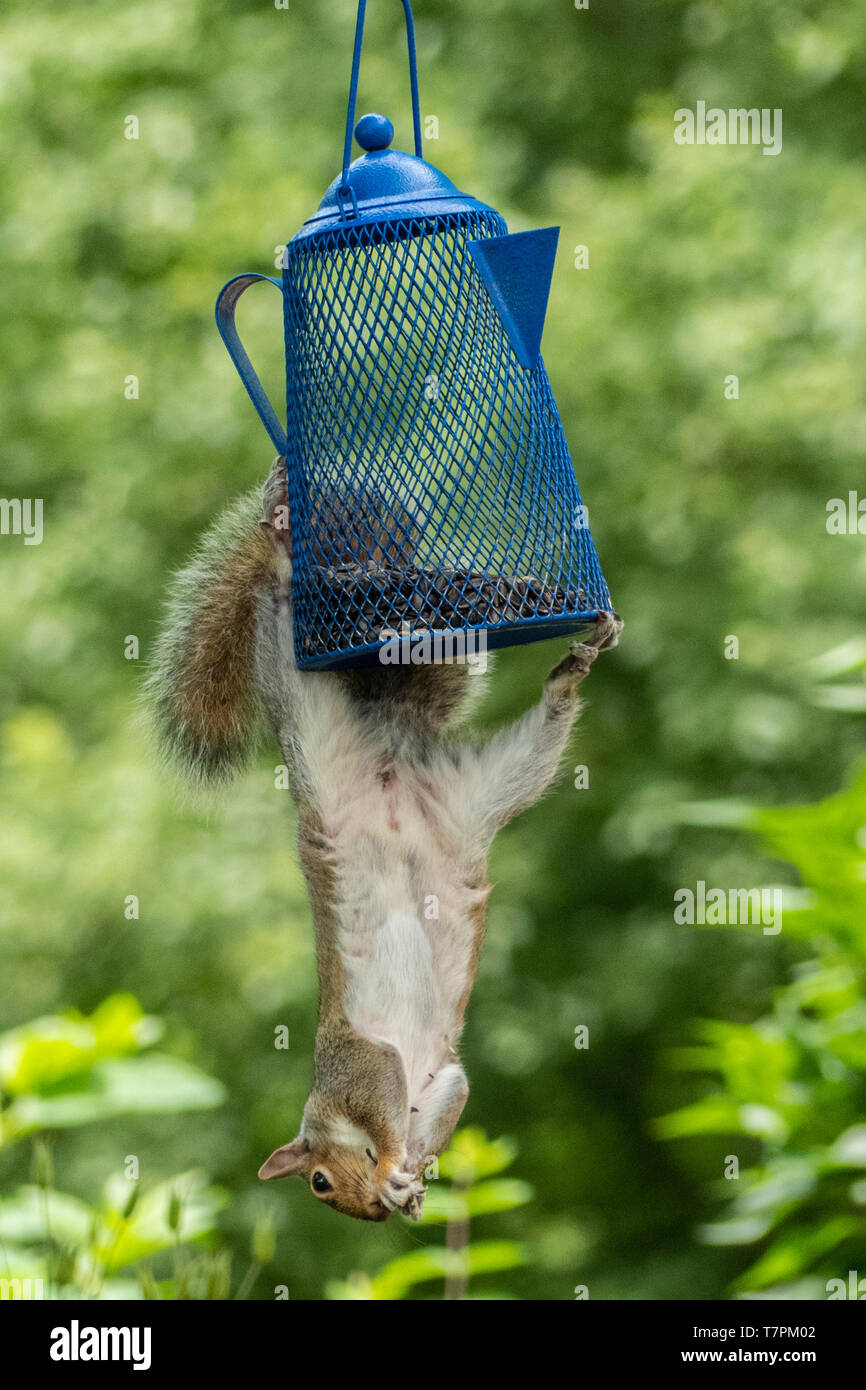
[283,208,611,668]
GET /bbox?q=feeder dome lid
[294,111,495,240]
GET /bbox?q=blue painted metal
[355,112,395,151]
[300,146,493,238]
[468,228,560,371]
[215,274,287,455]
[341,0,423,184]
[214,0,613,670]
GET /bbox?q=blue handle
[215,273,288,454]
[340,0,423,201]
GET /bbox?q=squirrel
[148,456,622,1222]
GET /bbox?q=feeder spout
[467,227,560,371]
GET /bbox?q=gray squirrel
[149,457,622,1221]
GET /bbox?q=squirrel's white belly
[329,767,475,1100]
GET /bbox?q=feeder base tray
[297,563,600,669]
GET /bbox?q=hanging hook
[338,0,423,214]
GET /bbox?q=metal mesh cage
[283,208,611,669]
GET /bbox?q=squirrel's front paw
[546,612,622,699]
[404,1186,426,1221]
[592,611,623,653]
[379,1170,426,1220]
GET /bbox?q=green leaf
[828,1124,866,1168]
[414,1187,469,1225]
[437,1128,517,1184]
[465,1240,527,1275]
[0,1186,94,1247]
[416,1178,533,1225]
[802,638,866,681]
[324,1273,376,1301]
[0,995,160,1098]
[463,1179,533,1217]
[1,1054,225,1145]
[96,1170,226,1273]
[0,1021,95,1096]
[809,685,866,713]
[369,1248,456,1299]
[88,994,162,1055]
[699,1216,774,1246]
[735,1217,862,1292]
[756,762,866,961]
[654,1093,747,1140]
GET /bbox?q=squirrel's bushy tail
[147,468,283,788]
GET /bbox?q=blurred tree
[0,0,864,1298]
[658,760,866,1299]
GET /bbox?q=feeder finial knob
[355,112,395,152]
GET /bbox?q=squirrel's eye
[366,1148,378,1166]
[311,1171,332,1194]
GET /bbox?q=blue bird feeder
[216,0,612,669]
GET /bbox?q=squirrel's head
[258,1135,422,1222]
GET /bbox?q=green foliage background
[1,0,864,1299]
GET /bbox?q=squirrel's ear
[258,1136,309,1181]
